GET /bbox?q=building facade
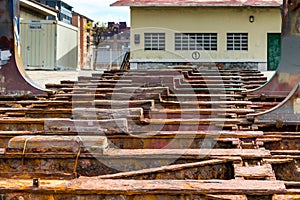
[72,12,93,70]
[35,0,73,24]
[112,0,282,70]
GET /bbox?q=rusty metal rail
[0,0,300,199]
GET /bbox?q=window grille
[175,33,217,51]
[144,33,165,51]
[227,33,248,51]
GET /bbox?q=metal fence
[92,47,130,70]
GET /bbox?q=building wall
[35,0,73,24]
[72,14,81,68]
[72,13,93,70]
[20,7,48,20]
[80,17,86,68]
[56,21,78,70]
[130,7,281,69]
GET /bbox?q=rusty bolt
[276,119,284,129]
[33,178,40,188]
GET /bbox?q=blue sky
[63,0,130,24]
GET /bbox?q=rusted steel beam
[0,146,271,159]
[0,100,71,108]
[148,108,255,118]
[0,108,73,118]
[174,79,245,88]
[0,118,129,133]
[183,74,240,81]
[54,92,244,102]
[0,0,47,96]
[0,129,263,146]
[180,79,244,85]
[0,179,286,196]
[102,148,271,159]
[207,195,248,200]
[234,164,276,180]
[7,135,107,153]
[173,86,245,93]
[99,69,183,76]
[274,194,300,200]
[159,100,252,106]
[60,87,170,95]
[0,130,265,150]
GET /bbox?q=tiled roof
[111,0,282,7]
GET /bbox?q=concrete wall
[130,6,281,69]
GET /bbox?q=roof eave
[111,3,281,7]
[20,0,58,16]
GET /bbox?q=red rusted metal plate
[0,0,46,96]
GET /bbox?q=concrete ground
[26,70,276,89]
[26,70,105,89]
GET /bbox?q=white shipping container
[20,20,78,70]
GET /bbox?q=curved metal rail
[0,0,46,96]
[247,0,300,125]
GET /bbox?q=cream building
[112,0,282,70]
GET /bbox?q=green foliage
[93,22,108,46]
[84,21,93,32]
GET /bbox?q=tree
[92,22,107,70]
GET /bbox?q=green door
[267,33,281,71]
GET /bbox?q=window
[144,33,165,51]
[227,33,248,51]
[175,33,217,51]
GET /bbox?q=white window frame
[227,33,248,51]
[144,33,165,51]
[175,33,217,51]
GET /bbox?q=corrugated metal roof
[111,0,282,7]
